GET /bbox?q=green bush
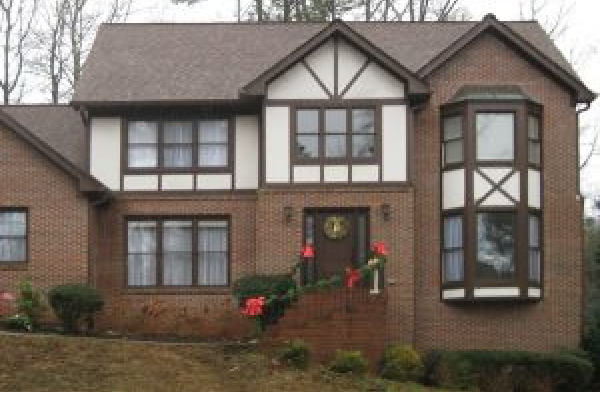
[15,279,44,328]
[233,274,296,301]
[48,284,104,334]
[426,349,594,391]
[582,316,600,386]
[379,344,424,382]
[330,350,369,374]
[280,340,311,369]
[3,314,32,331]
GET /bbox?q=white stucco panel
[501,172,520,201]
[344,62,405,99]
[480,190,515,207]
[442,288,465,299]
[90,117,121,190]
[473,171,493,201]
[123,175,158,191]
[293,165,321,183]
[479,167,512,183]
[161,174,194,190]
[474,287,520,298]
[528,287,541,298]
[196,174,232,190]
[337,39,367,93]
[267,63,328,100]
[235,115,259,189]
[324,165,348,183]
[265,106,290,183]
[305,38,335,95]
[352,165,379,182]
[528,169,541,208]
[442,169,465,210]
[382,105,407,182]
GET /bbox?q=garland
[240,241,388,330]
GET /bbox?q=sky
[125,0,600,215]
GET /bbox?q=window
[476,212,515,280]
[528,116,541,165]
[128,121,158,168]
[529,214,541,282]
[443,215,464,282]
[476,113,514,161]
[127,119,230,170]
[442,116,463,165]
[295,108,376,161]
[0,210,27,263]
[126,218,229,287]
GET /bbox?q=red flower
[241,297,266,316]
[372,241,389,256]
[301,244,315,258]
[345,268,361,288]
[0,292,16,301]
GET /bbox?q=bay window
[126,119,230,170]
[127,217,229,287]
[440,94,543,301]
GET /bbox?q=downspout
[577,100,591,340]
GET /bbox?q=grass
[0,333,432,391]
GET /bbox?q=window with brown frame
[126,217,229,287]
[295,107,376,162]
[442,115,463,166]
[440,99,543,299]
[126,119,230,170]
[528,115,541,166]
[0,209,27,263]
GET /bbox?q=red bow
[0,292,16,301]
[241,297,266,316]
[372,241,389,256]
[301,244,315,258]
[345,268,361,288]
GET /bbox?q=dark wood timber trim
[339,59,371,98]
[302,60,333,99]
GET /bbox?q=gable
[267,37,405,100]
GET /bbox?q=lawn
[0,333,429,391]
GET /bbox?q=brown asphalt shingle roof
[71,20,576,103]
[1,105,87,171]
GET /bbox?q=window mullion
[192,219,199,286]
[156,220,163,287]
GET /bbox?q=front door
[304,208,369,282]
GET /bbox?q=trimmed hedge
[48,284,104,334]
[233,274,296,301]
[425,349,593,391]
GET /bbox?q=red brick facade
[0,26,586,354]
[0,124,90,319]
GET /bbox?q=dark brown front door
[304,209,369,281]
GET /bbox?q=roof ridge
[100,20,539,27]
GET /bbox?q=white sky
[124,0,600,214]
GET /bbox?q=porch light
[380,203,391,221]
[283,206,293,223]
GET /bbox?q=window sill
[0,262,28,271]
[441,286,542,302]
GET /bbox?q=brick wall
[92,193,258,338]
[0,123,90,317]
[255,187,415,344]
[414,32,582,352]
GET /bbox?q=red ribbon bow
[241,297,266,316]
[301,244,315,258]
[345,268,361,288]
[372,241,389,256]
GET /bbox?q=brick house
[0,15,595,354]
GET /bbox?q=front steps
[267,287,387,361]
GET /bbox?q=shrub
[3,314,32,331]
[233,274,297,301]
[379,344,424,382]
[330,350,369,374]
[426,349,594,391]
[280,340,311,369]
[48,284,104,334]
[15,279,44,328]
[582,316,600,386]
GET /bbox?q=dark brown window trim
[0,207,29,266]
[440,99,544,302]
[124,215,231,289]
[290,103,381,165]
[122,117,234,175]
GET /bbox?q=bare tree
[519,0,574,40]
[0,0,38,104]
